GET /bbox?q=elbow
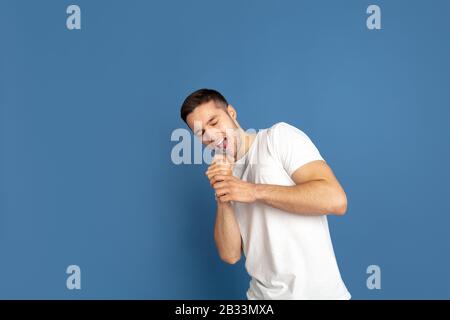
[331,191,348,216]
[221,254,241,265]
[334,202,347,216]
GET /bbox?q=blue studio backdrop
[1,0,450,299]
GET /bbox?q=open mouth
[215,137,228,150]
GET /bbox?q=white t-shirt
[232,122,351,300]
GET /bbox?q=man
[180,88,351,300]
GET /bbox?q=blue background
[1,0,449,299]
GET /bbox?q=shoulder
[266,122,324,172]
[267,121,309,140]
[269,121,291,131]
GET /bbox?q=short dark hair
[180,88,228,124]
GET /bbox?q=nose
[203,128,220,144]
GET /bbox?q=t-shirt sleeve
[267,122,324,177]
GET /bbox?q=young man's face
[186,100,240,159]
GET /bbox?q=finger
[211,175,231,185]
[205,164,219,174]
[208,171,227,180]
[207,166,232,176]
[216,164,233,170]
[210,176,222,185]
[215,188,229,197]
[219,194,231,202]
[208,169,232,181]
[206,165,231,177]
[212,181,227,189]
[207,171,225,183]
[215,175,231,181]
[210,173,226,184]
[207,163,232,172]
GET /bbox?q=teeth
[215,137,224,147]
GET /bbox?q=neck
[234,130,257,162]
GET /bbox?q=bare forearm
[255,179,347,216]
[214,201,242,264]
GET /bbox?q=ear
[227,104,237,120]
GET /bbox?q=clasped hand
[205,156,257,203]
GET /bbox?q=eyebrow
[195,116,217,136]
